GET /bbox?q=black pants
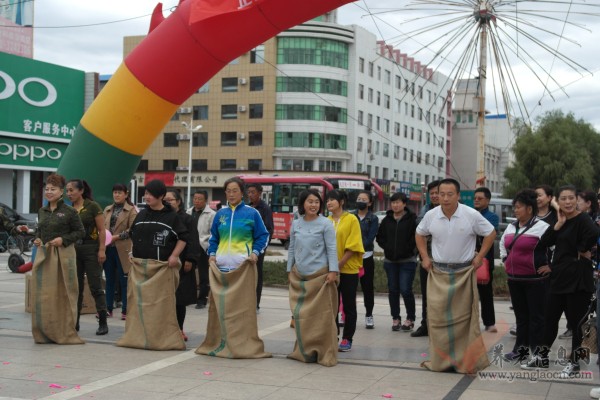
[197,250,209,305]
[176,304,186,330]
[419,264,428,325]
[75,243,107,313]
[359,255,375,317]
[256,252,265,309]
[337,273,358,341]
[543,291,592,362]
[508,279,547,353]
[477,260,496,327]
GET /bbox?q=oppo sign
[0,142,62,162]
[0,70,57,107]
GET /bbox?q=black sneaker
[411,324,428,337]
[558,329,573,339]
[559,362,580,379]
[195,302,206,309]
[521,355,549,370]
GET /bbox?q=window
[163,159,178,170]
[383,143,389,157]
[358,84,364,99]
[418,85,423,99]
[368,88,373,103]
[164,132,178,147]
[248,159,262,171]
[418,129,422,142]
[368,61,374,77]
[395,99,401,113]
[275,104,347,123]
[137,159,148,172]
[366,165,371,176]
[277,37,348,69]
[375,166,379,178]
[416,173,421,184]
[376,116,380,130]
[404,125,408,138]
[276,77,347,96]
[197,83,209,93]
[282,159,314,171]
[221,104,237,119]
[417,151,422,164]
[394,145,399,159]
[410,127,414,140]
[357,137,363,151]
[403,148,407,161]
[426,132,431,145]
[411,105,415,118]
[192,159,207,171]
[249,104,263,119]
[357,163,363,173]
[250,76,264,91]
[427,90,432,102]
[385,70,391,84]
[375,141,380,155]
[377,66,381,80]
[425,153,430,165]
[357,110,363,125]
[395,122,400,136]
[385,119,390,133]
[395,75,401,90]
[402,171,407,181]
[359,57,365,73]
[275,132,346,150]
[193,105,208,120]
[418,107,423,121]
[220,159,237,170]
[249,131,262,146]
[221,132,237,146]
[367,139,372,154]
[409,172,413,182]
[367,113,373,129]
[319,160,342,172]
[222,77,238,92]
[384,94,390,109]
[393,169,399,180]
[193,132,208,147]
[376,91,381,106]
[383,167,389,180]
[250,44,265,63]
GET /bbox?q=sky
[29,0,600,130]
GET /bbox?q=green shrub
[264,259,509,297]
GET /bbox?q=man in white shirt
[415,178,495,373]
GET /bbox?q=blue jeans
[384,261,417,321]
[103,246,128,313]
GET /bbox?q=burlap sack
[288,266,338,367]
[196,260,271,359]
[116,258,185,350]
[31,245,84,345]
[422,265,489,374]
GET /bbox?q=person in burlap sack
[32,173,85,345]
[287,189,339,366]
[196,177,270,359]
[415,179,495,374]
[116,179,188,351]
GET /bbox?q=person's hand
[48,237,63,247]
[183,261,193,272]
[249,253,258,263]
[472,254,484,268]
[421,256,432,271]
[550,198,560,212]
[97,250,106,264]
[168,255,180,268]
[33,238,42,247]
[579,251,592,260]
[324,271,338,284]
[17,225,28,233]
[537,265,551,276]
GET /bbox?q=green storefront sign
[0,136,68,169]
[0,52,84,143]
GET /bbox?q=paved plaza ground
[0,250,597,400]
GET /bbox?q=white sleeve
[473,211,495,237]
[416,211,432,236]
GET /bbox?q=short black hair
[556,184,577,198]
[223,177,245,192]
[297,189,323,216]
[535,184,553,197]
[474,187,492,200]
[512,189,538,216]
[427,180,440,193]
[438,178,460,193]
[326,189,348,209]
[390,192,408,203]
[194,190,208,200]
[246,183,263,193]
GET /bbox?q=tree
[503,110,600,198]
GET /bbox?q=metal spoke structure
[366,0,600,185]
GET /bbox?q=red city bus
[238,174,384,248]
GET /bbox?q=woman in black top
[164,189,200,341]
[522,185,599,377]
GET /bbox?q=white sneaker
[365,316,374,329]
[559,362,580,379]
[590,387,600,398]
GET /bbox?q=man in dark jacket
[246,183,274,312]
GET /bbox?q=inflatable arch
[57,0,354,206]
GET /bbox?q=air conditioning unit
[238,132,246,140]
[176,134,190,141]
[178,107,192,114]
[176,166,189,171]
[369,154,375,160]
[239,78,247,85]
[238,105,247,112]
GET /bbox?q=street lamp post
[181,117,202,209]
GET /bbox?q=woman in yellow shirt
[326,190,364,352]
